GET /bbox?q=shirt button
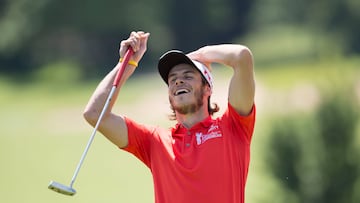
[186,143,190,147]
[187,131,191,135]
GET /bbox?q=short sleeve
[221,103,256,143]
[121,117,154,168]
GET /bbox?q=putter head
[48,181,76,196]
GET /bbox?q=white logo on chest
[195,124,222,145]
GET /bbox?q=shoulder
[125,116,172,141]
[221,103,255,122]
[218,103,256,141]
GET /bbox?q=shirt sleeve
[222,103,256,143]
[121,117,155,168]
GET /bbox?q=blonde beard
[169,88,204,115]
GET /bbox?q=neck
[176,108,209,129]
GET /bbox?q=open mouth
[174,88,190,96]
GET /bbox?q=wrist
[119,58,138,67]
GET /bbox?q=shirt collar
[173,116,213,134]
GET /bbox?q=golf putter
[48,48,134,196]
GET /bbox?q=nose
[175,78,184,85]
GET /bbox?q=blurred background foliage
[0,0,253,79]
[0,0,359,202]
[1,0,359,80]
[266,86,359,203]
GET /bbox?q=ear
[205,84,212,96]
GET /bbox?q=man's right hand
[119,31,150,64]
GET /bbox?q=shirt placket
[184,130,192,149]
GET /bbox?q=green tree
[266,87,359,203]
[166,0,252,52]
[250,0,360,53]
[315,89,359,202]
[0,0,254,80]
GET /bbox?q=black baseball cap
[157,50,213,89]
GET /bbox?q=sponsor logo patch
[195,124,222,145]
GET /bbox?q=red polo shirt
[122,103,256,203]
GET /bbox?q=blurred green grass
[0,73,157,202]
[256,57,360,90]
[0,56,359,203]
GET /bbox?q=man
[83,31,256,203]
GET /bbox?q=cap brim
[158,50,196,85]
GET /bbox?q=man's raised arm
[83,31,150,148]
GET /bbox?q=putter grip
[113,48,134,87]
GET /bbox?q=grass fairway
[0,57,359,203]
[0,80,155,203]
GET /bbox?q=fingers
[139,32,150,51]
[121,31,149,52]
[129,31,140,52]
[187,52,212,71]
[119,31,150,64]
[119,31,150,59]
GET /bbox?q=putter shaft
[48,48,134,196]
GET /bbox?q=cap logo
[192,60,213,89]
